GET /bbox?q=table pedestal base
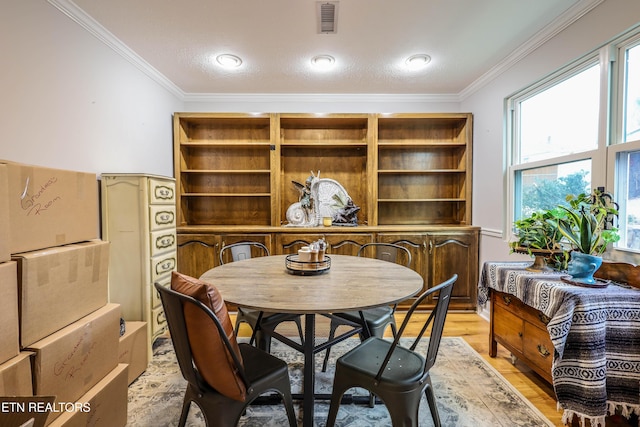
[259,313,363,427]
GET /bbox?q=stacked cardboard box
[0,161,130,427]
[118,321,149,385]
[26,304,125,426]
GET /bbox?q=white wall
[0,1,182,178]
[462,0,640,269]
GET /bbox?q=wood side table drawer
[490,290,554,384]
[493,304,524,353]
[520,303,551,328]
[523,322,554,374]
[493,291,527,314]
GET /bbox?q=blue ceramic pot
[567,252,603,285]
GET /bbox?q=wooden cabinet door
[177,234,219,279]
[275,233,373,255]
[325,233,374,255]
[425,231,478,309]
[376,233,426,307]
[275,233,325,254]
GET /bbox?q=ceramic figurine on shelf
[332,197,360,226]
[286,171,360,227]
[291,171,317,224]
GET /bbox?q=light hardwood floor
[233,311,637,427]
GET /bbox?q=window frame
[507,53,605,223]
[506,26,640,257]
[607,32,640,255]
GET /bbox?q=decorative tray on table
[285,254,331,276]
[560,275,611,288]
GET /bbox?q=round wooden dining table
[200,254,423,427]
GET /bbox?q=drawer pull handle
[538,313,551,325]
[502,295,512,305]
[537,344,550,358]
[518,332,523,338]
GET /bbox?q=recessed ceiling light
[216,54,243,69]
[405,54,431,69]
[311,55,335,70]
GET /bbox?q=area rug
[127,337,554,427]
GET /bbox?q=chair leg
[386,394,421,427]
[274,380,298,427]
[178,387,195,427]
[322,319,339,372]
[178,400,190,427]
[325,380,348,427]
[424,376,441,427]
[255,330,272,352]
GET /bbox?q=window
[510,60,600,221]
[518,65,600,164]
[515,161,591,217]
[613,39,640,251]
[614,149,640,250]
[509,25,640,254]
[623,43,640,142]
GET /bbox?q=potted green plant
[553,190,619,254]
[549,189,620,284]
[510,189,620,274]
[510,208,568,270]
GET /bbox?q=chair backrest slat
[220,242,270,265]
[357,242,412,268]
[374,274,457,381]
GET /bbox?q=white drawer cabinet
[100,174,176,353]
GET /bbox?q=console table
[479,261,640,427]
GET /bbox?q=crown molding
[48,0,185,99]
[459,0,605,100]
[182,92,461,105]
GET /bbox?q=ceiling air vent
[317,2,338,34]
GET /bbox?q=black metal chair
[219,242,304,351]
[325,274,457,427]
[321,242,412,372]
[155,282,297,427]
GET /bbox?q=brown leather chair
[155,274,297,427]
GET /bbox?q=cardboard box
[0,160,98,255]
[14,240,110,347]
[48,364,129,427]
[118,321,148,384]
[26,303,120,424]
[0,351,33,396]
[0,166,9,262]
[0,261,19,363]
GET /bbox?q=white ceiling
[62,0,594,96]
